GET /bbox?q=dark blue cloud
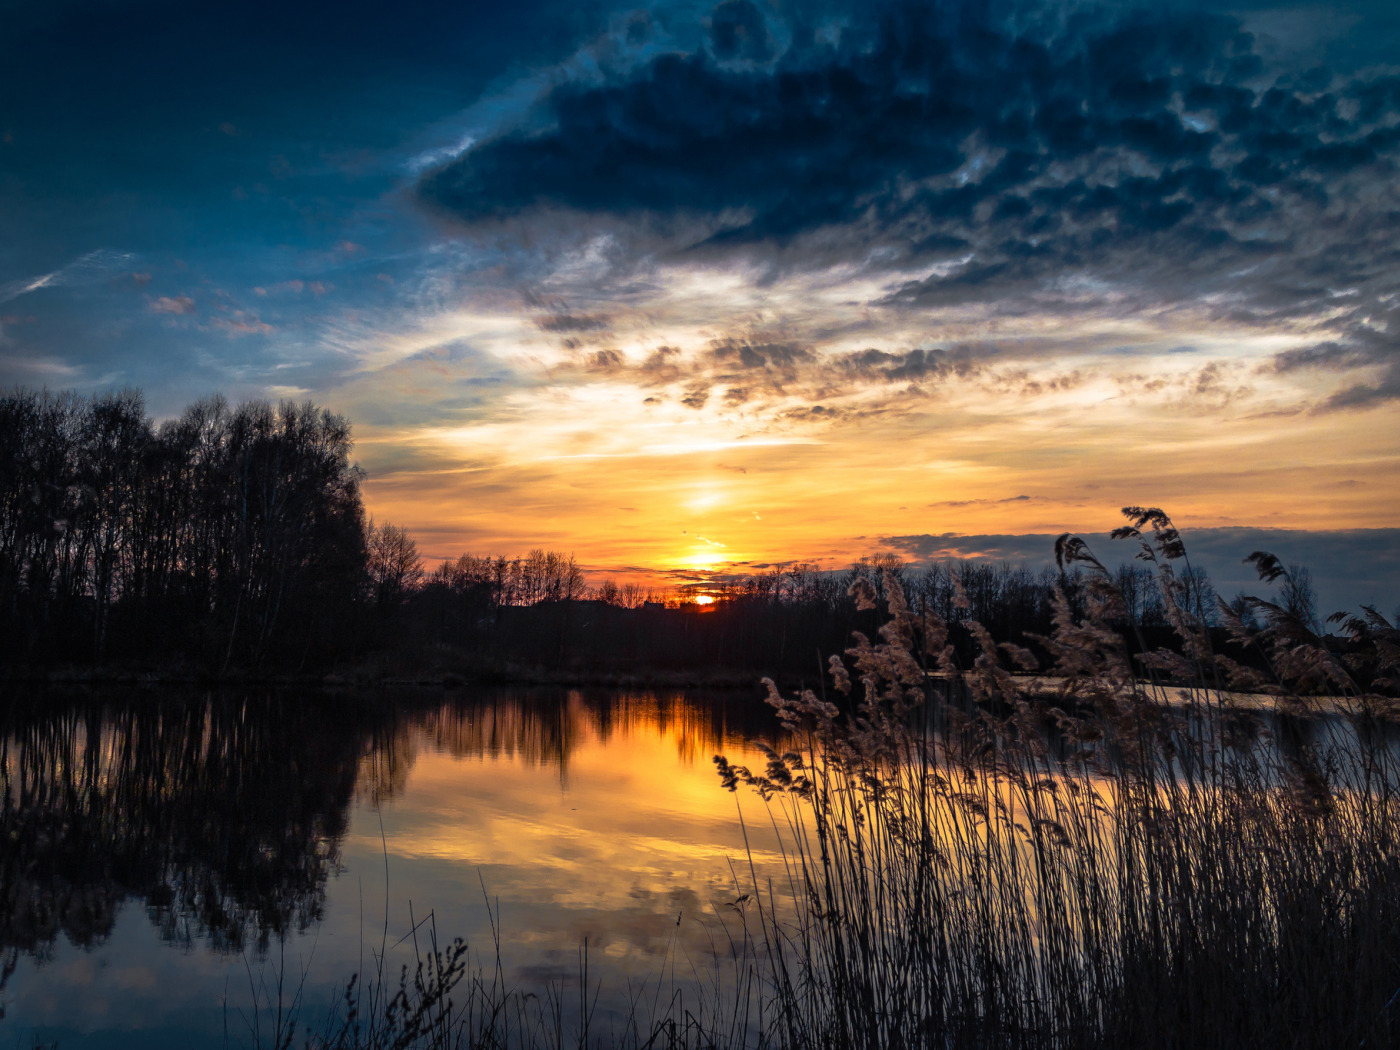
[3,0,1399,416]
[709,0,772,62]
[421,0,1390,244]
[419,0,1400,406]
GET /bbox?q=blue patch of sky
[0,0,639,409]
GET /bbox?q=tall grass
[716,508,1400,1050]
[242,883,767,1050]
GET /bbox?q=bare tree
[367,522,424,610]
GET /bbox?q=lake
[0,686,792,1049]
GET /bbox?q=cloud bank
[420,0,1400,408]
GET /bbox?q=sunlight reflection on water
[0,687,789,1049]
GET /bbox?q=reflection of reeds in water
[713,509,1400,1050]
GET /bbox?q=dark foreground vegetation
[236,513,1400,1049]
[0,388,1340,684]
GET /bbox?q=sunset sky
[2,0,1398,611]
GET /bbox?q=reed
[243,883,765,1050]
[716,507,1400,1050]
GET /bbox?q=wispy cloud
[0,249,135,304]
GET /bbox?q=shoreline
[4,663,1386,714]
[0,660,773,692]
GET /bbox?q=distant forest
[0,388,1325,679]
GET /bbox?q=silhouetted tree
[0,388,369,670]
[368,522,424,611]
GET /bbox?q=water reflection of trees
[0,691,380,958]
[0,687,782,962]
[359,687,783,796]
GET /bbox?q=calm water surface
[0,687,790,1048]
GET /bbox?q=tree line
[0,387,630,672]
[1,385,1327,678]
[1,388,366,668]
[398,548,1297,680]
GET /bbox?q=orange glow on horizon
[337,295,1400,585]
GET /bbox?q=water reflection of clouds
[347,689,788,998]
[10,685,1398,1046]
[345,686,787,1029]
[0,687,786,1044]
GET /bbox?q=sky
[2,0,1398,614]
